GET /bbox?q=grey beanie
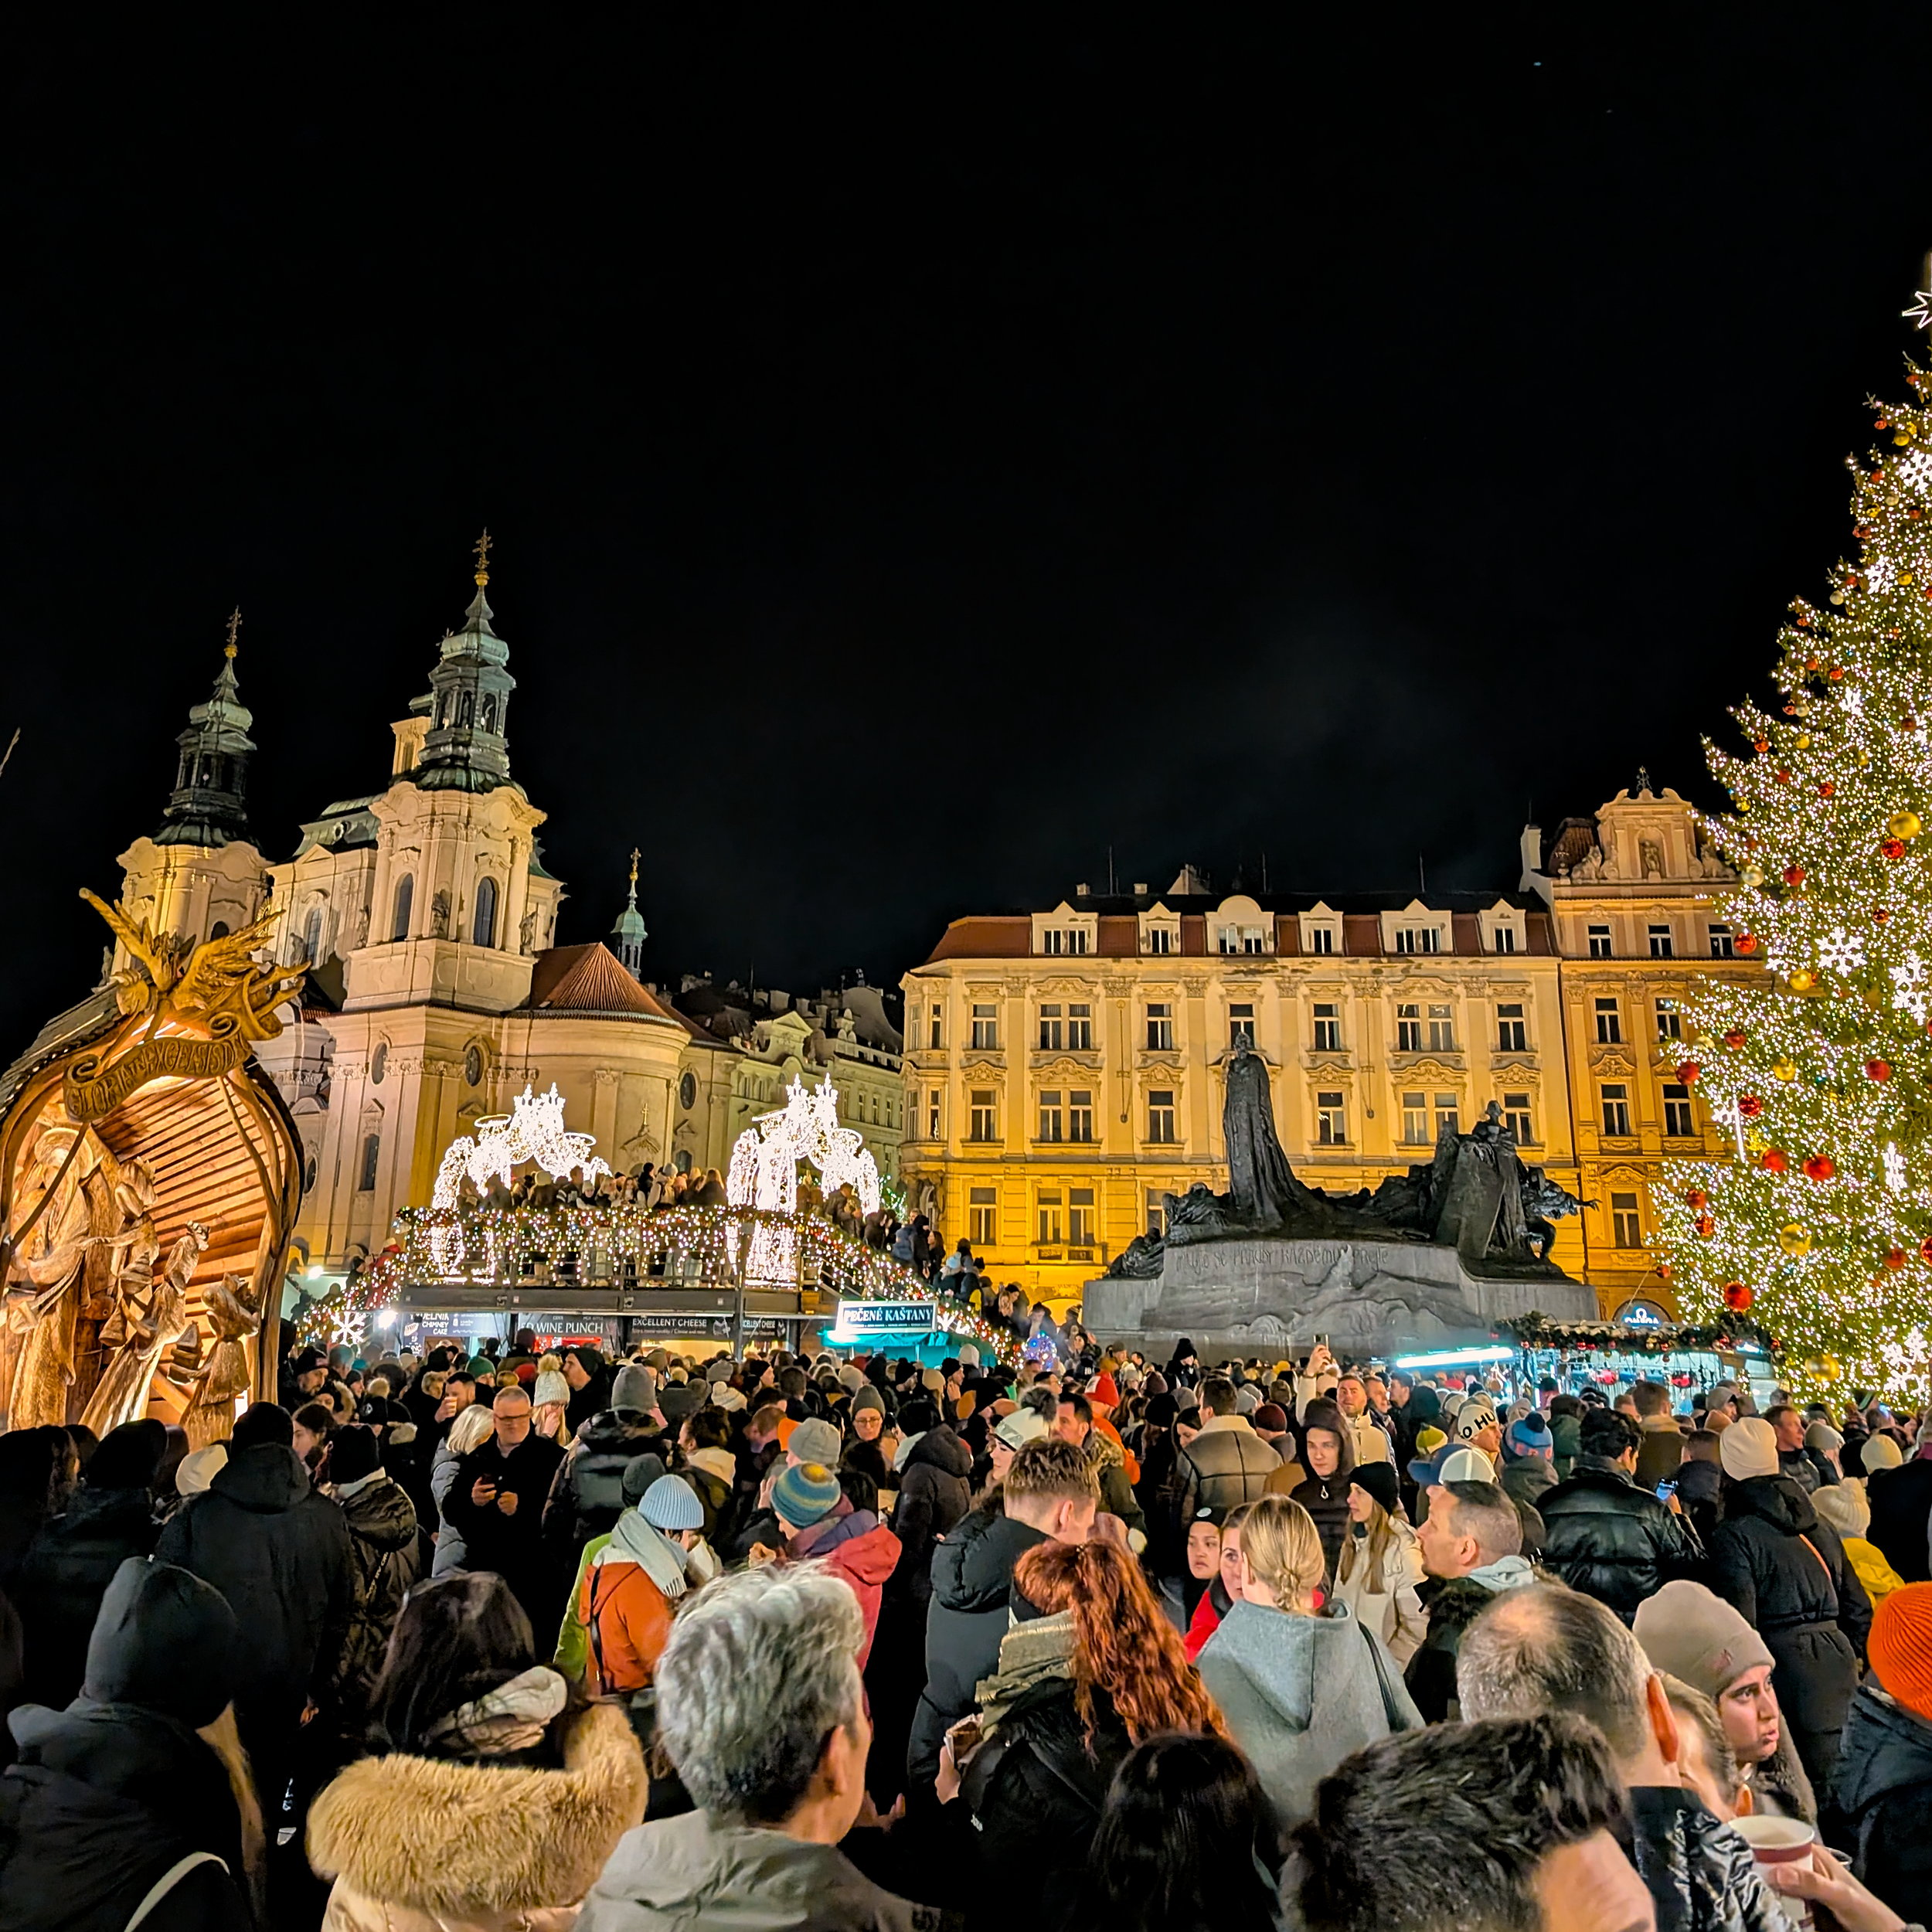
[850,1385,885,1418]
[612,1363,657,1413]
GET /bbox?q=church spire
[415,531,518,794]
[155,611,256,848]
[610,846,648,976]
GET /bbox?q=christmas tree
[1658,277,1932,1400]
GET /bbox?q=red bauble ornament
[1820,781,1837,798]
[1775,769,1792,784]
[1684,1187,1709,1209]
[1760,1148,1789,1172]
[1876,908,1892,924]
[1737,933,1760,954]
[1783,865,1807,888]
[1722,1029,1747,1049]
[1883,838,1907,860]
[1805,656,1821,672]
[1722,1281,1753,1311]
[1693,1215,1716,1239]
[1803,1154,1836,1181]
[1886,1247,1908,1270]
[1676,1060,1702,1085]
[1656,1263,1672,1281]
[1737,1095,1764,1118]
[1867,1058,1893,1082]
[1830,666,1845,681]
[1753,737,1770,753]
[1920,1236,1932,1264]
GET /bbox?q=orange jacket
[577,1556,675,1696]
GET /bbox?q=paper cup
[1729,1815,1817,1864]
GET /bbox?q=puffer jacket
[1709,1473,1870,1787]
[791,1509,900,1668]
[889,1426,972,1607]
[1176,1416,1283,1519]
[1626,1785,1791,1932]
[543,1410,665,1553]
[1834,1682,1932,1912]
[1866,1458,1932,1584]
[13,1485,158,1712]
[1291,1471,1353,1584]
[333,1471,422,1713]
[1538,1459,1706,1623]
[1330,1518,1427,1664]
[308,1700,648,1932]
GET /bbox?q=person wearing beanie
[325,1423,423,1728]
[1862,1432,1905,1475]
[0,1557,256,1929]
[836,1364,866,1394]
[531,1368,572,1443]
[1331,1461,1426,1664]
[13,1418,166,1713]
[1708,1413,1872,1787]
[886,1393,973,1614]
[761,1464,900,1669]
[1835,1580,1932,1908]
[1811,1481,1906,1607]
[709,1383,747,1414]
[1867,1413,1932,1587]
[1496,1411,1558,1522]
[1248,1403,1308,1497]
[175,1442,227,1497]
[788,1418,844,1472]
[546,1369,665,1556]
[611,1362,658,1417]
[155,1399,352,1798]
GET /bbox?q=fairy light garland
[1657,345,1932,1397]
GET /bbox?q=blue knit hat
[1505,1413,1553,1460]
[773,1461,842,1529]
[641,1474,705,1532]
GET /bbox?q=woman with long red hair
[935,1536,1229,1914]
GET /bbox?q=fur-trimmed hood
[308,1699,646,1923]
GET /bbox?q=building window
[971,1004,998,1050]
[1036,1189,1063,1245]
[1401,1090,1430,1144]
[1427,1004,1455,1052]
[1315,1090,1347,1145]
[358,1134,380,1192]
[370,1042,388,1085]
[480,693,498,733]
[1587,923,1613,958]
[1662,1081,1696,1137]
[472,874,498,949]
[1043,927,1090,955]
[1611,1191,1642,1249]
[390,874,414,943]
[1502,1091,1535,1144]
[927,1005,944,1050]
[1395,926,1440,954]
[926,1090,942,1140]
[1068,1090,1095,1142]
[1600,1083,1631,1138]
[1220,926,1267,954]
[968,1091,998,1141]
[464,1045,483,1087]
[1655,998,1681,1041]
[1066,1002,1093,1050]
[1038,1004,1063,1051]
[1144,924,1174,955]
[1492,924,1519,954]
[1147,1090,1178,1144]
[1648,923,1674,958]
[1146,1002,1174,1051]
[1308,925,1336,955]
[1496,1002,1526,1052]
[1312,1002,1342,1052]
[1037,1091,1063,1143]
[1145,1188,1168,1237]
[1594,998,1622,1046]
[679,1069,697,1110]
[1068,1187,1096,1245]
[1709,923,1735,958]
[299,906,323,964]
[1229,1003,1256,1049]
[1396,1002,1422,1053]
[1433,1091,1459,1140]
[968,1188,997,1246]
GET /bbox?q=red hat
[515,1361,538,1386]
[1869,1581,1932,1725]
[1089,1373,1121,1410]
[1253,1403,1288,1432]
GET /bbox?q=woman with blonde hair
[1196,1494,1420,1830]
[430,1403,501,1577]
[1330,1464,1426,1663]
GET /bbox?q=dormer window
[1478,902,1526,955]
[1381,903,1451,957]
[1042,927,1089,955]
[1300,904,1343,957]
[1209,896,1273,957]
[1139,902,1181,956]
[1032,904,1099,957]
[1395,926,1438,954]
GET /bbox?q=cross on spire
[224,608,242,660]
[473,528,493,587]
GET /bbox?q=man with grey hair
[1457,1583,1906,1932]
[579,1565,940,1930]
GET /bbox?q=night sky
[5,14,1931,1055]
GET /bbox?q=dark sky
[5,12,1931,1053]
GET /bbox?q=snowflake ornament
[1892,952,1932,1022]
[1818,927,1866,973]
[329,1305,368,1350]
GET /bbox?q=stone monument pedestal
[1083,1232,1597,1360]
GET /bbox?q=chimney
[1075,883,1090,897]
[1132,882,1148,896]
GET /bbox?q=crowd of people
[0,1318,1927,1930]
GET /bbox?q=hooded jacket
[1196,1600,1420,1828]
[13,1484,158,1713]
[333,1471,423,1711]
[1537,1459,1707,1623]
[1625,1785,1791,1932]
[1833,1683,1932,1911]
[1083,1428,1146,1543]
[889,1425,972,1607]
[908,1505,1049,1787]
[577,1806,940,1932]
[793,1510,900,1668]
[1403,1556,1537,1724]
[154,1440,351,1737]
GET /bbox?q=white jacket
[1329,1517,1427,1663]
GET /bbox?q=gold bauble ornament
[1778,1222,1812,1255]
[1787,969,1818,992]
[1794,732,1811,750]
[1740,864,1765,887]
[1772,1058,1798,1081]
[1888,809,1923,841]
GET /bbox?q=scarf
[974,1609,1075,1730]
[594,1505,691,1601]
[424,1664,567,1756]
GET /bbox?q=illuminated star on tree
[1905,286,1932,331]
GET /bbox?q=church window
[391,875,414,943]
[358,1134,381,1191]
[473,876,498,948]
[303,1151,319,1192]
[371,1043,388,1085]
[464,1046,483,1087]
[481,694,498,733]
[457,689,475,729]
[1315,1091,1347,1145]
[209,920,230,940]
[301,907,323,964]
[679,1070,697,1110]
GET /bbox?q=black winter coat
[1291,1472,1352,1584]
[1627,1785,1791,1932]
[1709,1474,1869,1789]
[889,1427,973,1609]
[1537,1461,1706,1623]
[333,1474,421,1713]
[444,1433,567,1624]
[908,1507,1050,1786]
[0,1702,251,1931]
[1866,1458,1932,1584]
[153,1442,350,1743]
[543,1409,663,1553]
[1834,1684,1932,1915]
[13,1487,157,1712]
[1403,1574,1504,1724]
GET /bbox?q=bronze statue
[1222,1043,1318,1231]
[81,1219,209,1436]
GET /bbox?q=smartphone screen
[1655,1480,1678,1502]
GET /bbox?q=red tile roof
[524,944,682,1020]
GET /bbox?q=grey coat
[1196,1599,1420,1829]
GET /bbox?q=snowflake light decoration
[1818,927,1866,973]
[1897,447,1932,494]
[1891,952,1932,1022]
[329,1305,368,1350]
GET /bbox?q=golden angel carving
[81,893,308,1043]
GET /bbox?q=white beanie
[532,1370,570,1408]
[1719,1417,1779,1481]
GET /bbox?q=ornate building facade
[900,778,1760,1312]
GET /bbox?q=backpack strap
[124,1852,227,1931]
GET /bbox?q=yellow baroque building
[900,777,1762,1314]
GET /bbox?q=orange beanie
[1868,1580,1932,1725]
